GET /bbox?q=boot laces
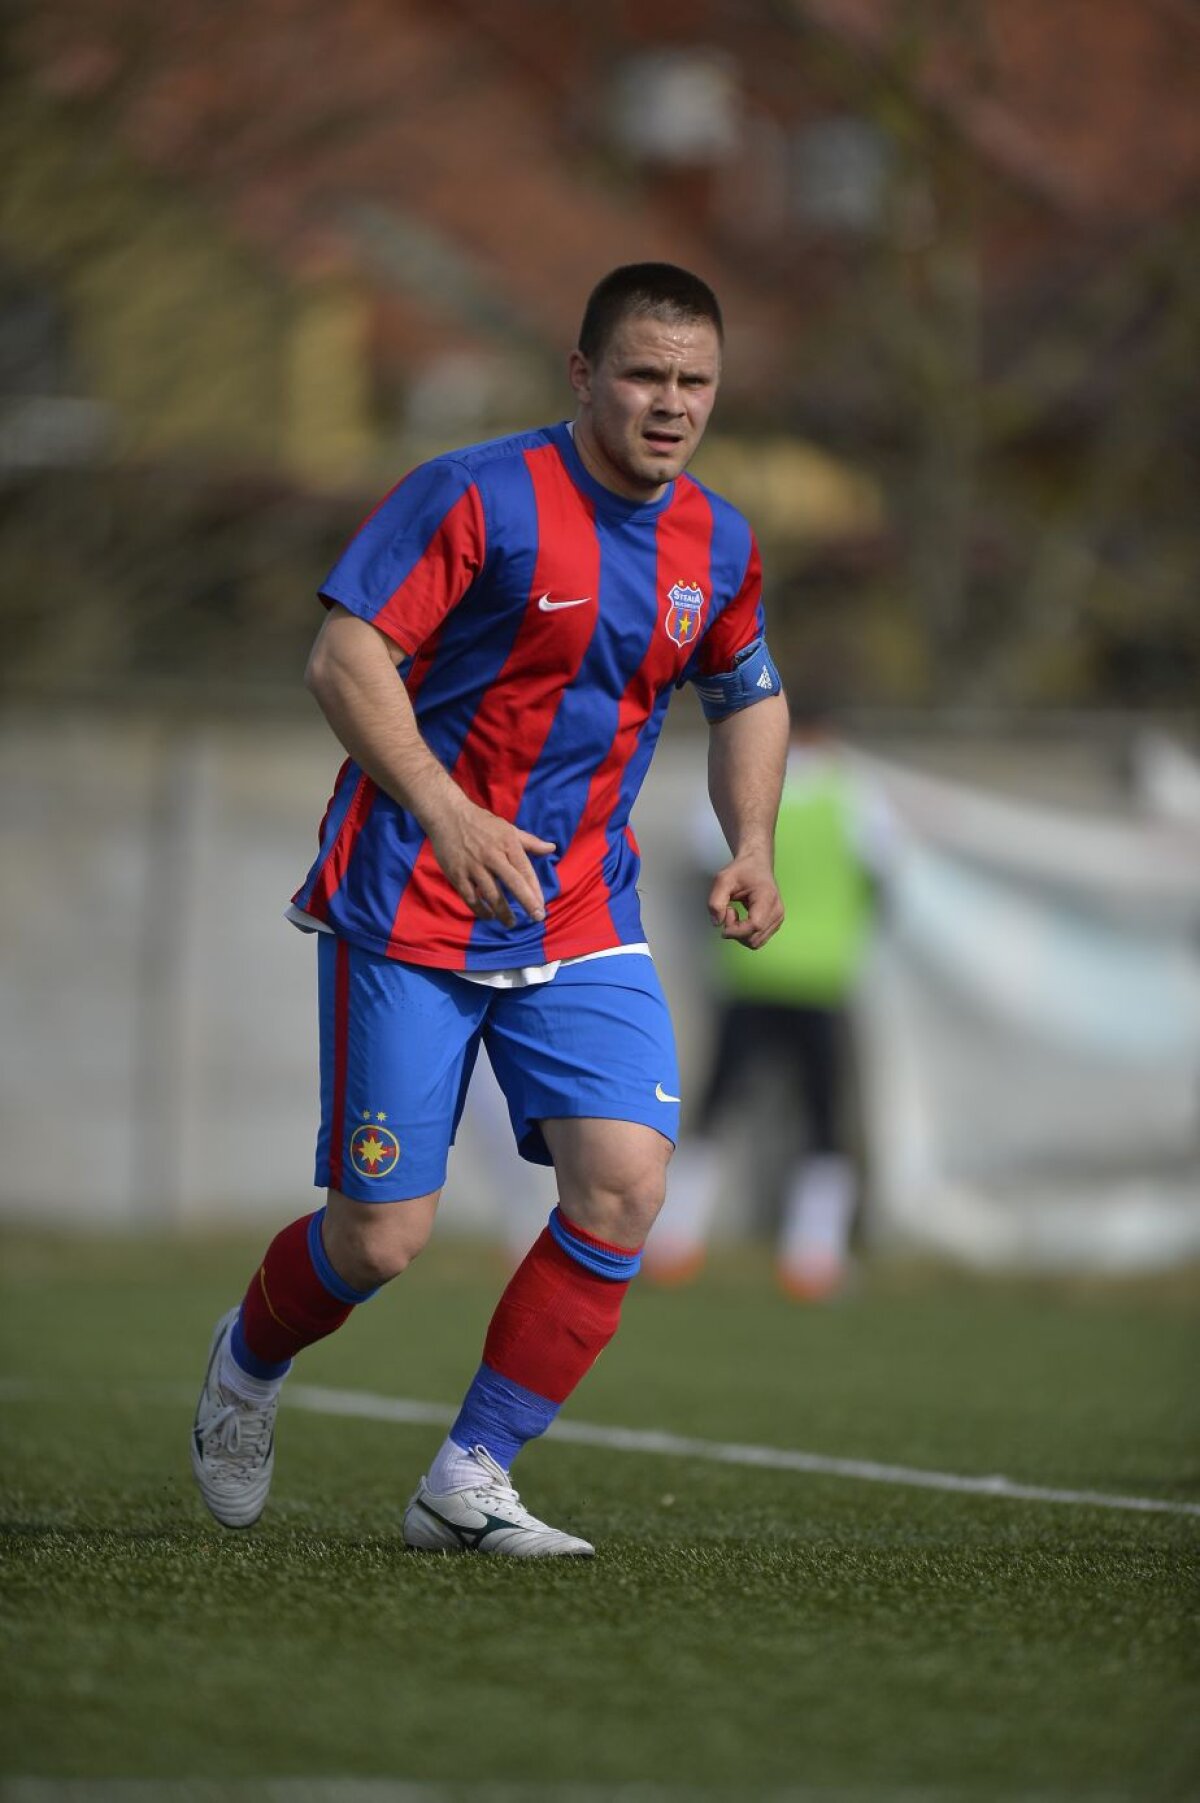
[201,1390,273,1464]
[468,1444,523,1508]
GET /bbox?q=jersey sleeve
[318,458,486,656]
[691,531,765,679]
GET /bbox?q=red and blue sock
[229,1207,377,1381]
[446,1206,643,1471]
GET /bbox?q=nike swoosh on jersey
[655,1083,681,1103]
[538,593,592,611]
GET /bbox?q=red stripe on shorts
[329,938,352,1192]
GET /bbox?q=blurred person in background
[190,262,789,1557]
[646,697,897,1299]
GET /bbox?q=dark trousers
[693,998,844,1157]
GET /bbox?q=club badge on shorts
[665,581,704,647]
[349,1113,401,1180]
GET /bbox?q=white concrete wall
[6,701,1195,1268]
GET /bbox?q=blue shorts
[315,939,681,1202]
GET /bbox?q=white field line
[1,1373,1197,1520]
[283,1383,1200,1520]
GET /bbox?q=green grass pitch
[1,1229,1197,1799]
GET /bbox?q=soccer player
[191,262,789,1556]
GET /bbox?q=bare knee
[322,1188,440,1291]
[541,1119,672,1248]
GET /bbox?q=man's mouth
[643,429,684,450]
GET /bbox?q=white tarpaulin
[855,749,1200,1272]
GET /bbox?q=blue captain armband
[693,637,783,723]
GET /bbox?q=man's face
[568,310,722,502]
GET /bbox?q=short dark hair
[577,263,724,364]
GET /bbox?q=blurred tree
[1,0,1195,709]
[769,0,1200,709]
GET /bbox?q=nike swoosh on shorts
[655,1083,681,1103]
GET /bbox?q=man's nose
[651,382,685,413]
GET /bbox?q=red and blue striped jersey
[291,421,764,970]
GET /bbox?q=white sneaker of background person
[777,1153,856,1301]
[191,1309,280,1529]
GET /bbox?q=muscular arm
[305,606,553,926]
[705,690,789,949]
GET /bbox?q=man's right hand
[306,610,555,931]
[425,795,556,928]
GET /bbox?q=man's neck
[568,417,667,505]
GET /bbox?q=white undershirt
[286,904,649,987]
[452,942,650,988]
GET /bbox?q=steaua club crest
[349,1113,401,1181]
[665,581,704,647]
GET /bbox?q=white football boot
[190,1308,278,1528]
[403,1445,594,1558]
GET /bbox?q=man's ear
[567,349,591,405]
